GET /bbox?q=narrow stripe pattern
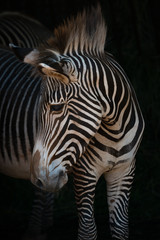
[0,12,52,47]
[0,7,144,240]
[27,6,144,240]
[0,12,54,238]
[0,49,40,162]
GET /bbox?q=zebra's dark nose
[36,178,44,188]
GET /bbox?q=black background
[0,0,160,239]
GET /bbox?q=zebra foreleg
[104,159,136,240]
[73,166,98,240]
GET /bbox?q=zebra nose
[36,178,44,188]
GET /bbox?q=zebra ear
[9,43,39,64]
[38,63,71,84]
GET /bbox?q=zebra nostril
[59,170,65,177]
[36,178,44,188]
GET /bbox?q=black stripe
[91,112,143,157]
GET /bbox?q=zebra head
[11,5,106,192]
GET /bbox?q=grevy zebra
[0,12,54,240]
[11,6,144,240]
[0,12,51,47]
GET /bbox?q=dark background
[0,0,160,239]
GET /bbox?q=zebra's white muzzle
[30,150,68,192]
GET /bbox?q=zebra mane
[48,5,107,55]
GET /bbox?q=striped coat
[9,6,144,240]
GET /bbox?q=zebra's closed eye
[50,104,64,112]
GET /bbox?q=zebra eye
[50,104,64,112]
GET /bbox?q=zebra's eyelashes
[50,103,64,112]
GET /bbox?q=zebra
[9,5,144,240]
[0,12,54,240]
[0,12,52,47]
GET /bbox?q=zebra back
[0,12,52,48]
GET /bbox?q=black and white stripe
[0,12,54,239]
[71,53,144,240]
[6,6,144,240]
[0,48,39,163]
[0,12,52,47]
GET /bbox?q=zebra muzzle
[30,150,68,192]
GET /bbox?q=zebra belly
[0,118,35,179]
[0,152,31,179]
